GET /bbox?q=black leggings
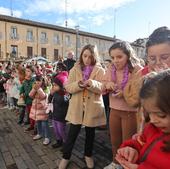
[63,124,95,159]
[13,98,18,107]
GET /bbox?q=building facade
[131,38,148,60]
[0,14,145,62]
[0,15,116,62]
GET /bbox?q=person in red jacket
[115,70,170,169]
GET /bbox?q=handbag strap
[139,135,165,163]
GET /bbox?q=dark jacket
[20,77,35,105]
[63,59,76,71]
[48,91,69,122]
[0,77,5,93]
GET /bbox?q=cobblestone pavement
[0,107,112,169]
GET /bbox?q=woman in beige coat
[59,44,106,169]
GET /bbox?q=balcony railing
[26,36,34,42]
[53,39,60,45]
[10,33,19,40]
[40,38,48,44]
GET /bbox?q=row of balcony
[0,33,110,52]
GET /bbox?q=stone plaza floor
[0,107,112,169]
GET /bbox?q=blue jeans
[36,120,50,139]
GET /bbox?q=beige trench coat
[65,62,106,127]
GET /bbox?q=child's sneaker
[33,134,42,140]
[43,138,50,145]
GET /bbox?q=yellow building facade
[0,15,114,62]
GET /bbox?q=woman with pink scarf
[59,44,106,169]
[103,41,143,169]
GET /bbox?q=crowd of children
[0,26,170,169]
[0,61,70,147]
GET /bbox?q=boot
[85,156,94,169]
[58,158,69,169]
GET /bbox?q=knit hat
[53,71,68,88]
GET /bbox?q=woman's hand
[117,147,139,163]
[105,82,116,91]
[78,80,86,88]
[83,79,92,87]
[112,89,123,98]
[115,156,139,169]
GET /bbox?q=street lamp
[75,25,79,60]
[113,9,117,39]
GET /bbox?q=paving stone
[38,163,50,169]
[8,147,20,158]
[14,156,28,169]
[24,160,38,169]
[41,147,58,161]
[71,155,86,168]
[22,143,34,153]
[41,155,57,169]
[29,151,44,166]
[32,144,45,156]
[0,152,7,169]
[6,163,18,169]
[2,151,15,166]
[0,140,9,153]
[67,161,81,169]
[0,108,112,169]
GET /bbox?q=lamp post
[113,9,117,39]
[75,25,79,60]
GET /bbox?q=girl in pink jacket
[29,75,50,145]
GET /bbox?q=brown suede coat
[123,65,144,107]
[65,62,106,127]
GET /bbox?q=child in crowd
[4,73,14,109]
[115,69,170,169]
[59,44,106,169]
[17,67,26,125]
[29,75,50,145]
[11,69,20,111]
[49,71,69,149]
[0,73,6,105]
[20,65,35,130]
[103,41,142,169]
[0,64,6,104]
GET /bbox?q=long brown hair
[109,41,140,72]
[79,44,99,69]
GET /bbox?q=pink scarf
[82,65,94,81]
[112,64,129,90]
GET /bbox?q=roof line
[0,14,115,41]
